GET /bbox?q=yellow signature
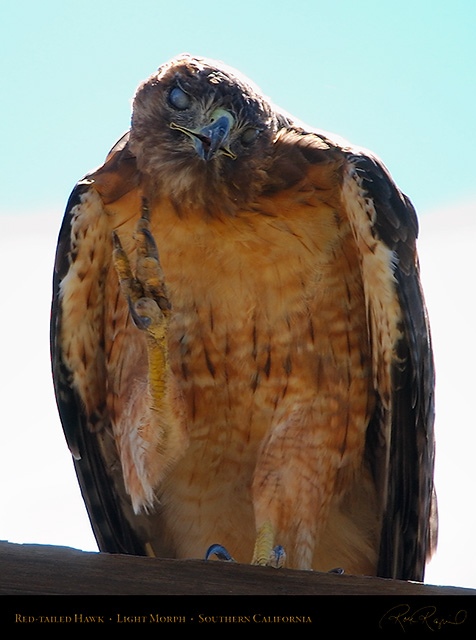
[379,604,468,632]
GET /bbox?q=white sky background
[417,200,476,589]
[1,0,475,590]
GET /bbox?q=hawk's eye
[241,127,261,146]
[168,86,191,110]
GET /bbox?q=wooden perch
[1,540,474,596]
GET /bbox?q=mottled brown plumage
[51,54,436,579]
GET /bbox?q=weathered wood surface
[1,541,474,596]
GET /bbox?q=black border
[2,594,475,635]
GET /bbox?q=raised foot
[113,198,172,408]
[112,197,170,335]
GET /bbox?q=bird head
[129,54,284,213]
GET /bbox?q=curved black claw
[141,196,151,220]
[137,226,160,261]
[205,544,235,562]
[269,544,286,568]
[127,296,151,330]
[328,567,345,574]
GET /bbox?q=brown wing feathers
[350,153,436,580]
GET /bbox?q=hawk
[51,53,437,581]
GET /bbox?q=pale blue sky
[1,0,476,591]
[1,0,475,216]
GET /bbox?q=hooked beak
[170,108,237,161]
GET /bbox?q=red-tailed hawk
[51,53,437,580]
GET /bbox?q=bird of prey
[51,53,437,581]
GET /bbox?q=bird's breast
[146,194,372,460]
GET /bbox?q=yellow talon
[252,520,275,565]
